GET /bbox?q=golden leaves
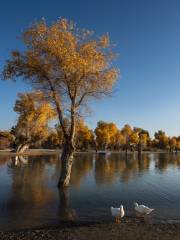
[95,121,119,148]
[75,119,94,149]
[95,122,150,150]
[98,34,110,48]
[2,18,119,143]
[3,18,118,97]
[14,91,56,140]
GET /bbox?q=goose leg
[117,217,121,224]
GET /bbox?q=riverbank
[0,149,61,156]
[0,148,173,156]
[1,218,180,240]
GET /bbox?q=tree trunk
[138,142,142,157]
[125,143,128,156]
[125,136,128,156]
[58,140,74,187]
[16,143,29,153]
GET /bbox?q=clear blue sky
[0,0,180,136]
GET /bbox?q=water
[0,152,180,230]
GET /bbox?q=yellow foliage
[130,132,139,144]
[14,91,56,141]
[95,121,119,149]
[140,133,148,146]
[169,137,177,150]
[121,124,132,137]
[2,18,119,143]
[75,119,94,149]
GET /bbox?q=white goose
[134,202,154,217]
[110,205,125,223]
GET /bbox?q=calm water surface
[0,152,180,230]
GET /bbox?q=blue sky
[0,0,180,136]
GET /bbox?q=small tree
[0,131,15,149]
[133,127,149,153]
[2,18,119,187]
[114,130,126,150]
[169,137,177,153]
[154,130,169,150]
[95,121,119,150]
[14,91,56,150]
[121,124,132,154]
[75,119,94,150]
[43,130,62,149]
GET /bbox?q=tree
[75,119,94,150]
[133,127,149,153]
[130,132,139,148]
[43,130,62,149]
[121,124,133,154]
[2,18,119,187]
[169,137,177,152]
[139,133,148,147]
[0,131,15,149]
[95,121,119,150]
[177,137,180,152]
[154,130,169,150]
[95,121,110,150]
[14,91,56,151]
[114,130,126,150]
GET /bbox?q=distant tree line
[0,95,180,153]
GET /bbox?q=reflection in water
[0,153,180,230]
[52,153,94,187]
[8,155,29,167]
[0,155,11,166]
[95,153,151,184]
[70,153,94,187]
[155,154,180,172]
[59,188,76,221]
[1,155,58,230]
[95,154,118,185]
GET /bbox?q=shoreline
[0,149,61,156]
[0,149,174,156]
[1,218,180,240]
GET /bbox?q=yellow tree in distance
[14,91,56,151]
[95,121,119,150]
[75,119,95,150]
[2,18,119,187]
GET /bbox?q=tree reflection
[5,155,57,228]
[95,153,151,185]
[1,152,180,229]
[2,154,79,229]
[3,152,180,190]
[52,153,94,188]
[0,155,12,166]
[8,155,28,167]
[70,153,94,187]
[155,153,180,172]
[95,154,118,185]
[58,188,76,221]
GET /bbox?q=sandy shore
[0,149,170,157]
[1,218,180,240]
[0,149,61,156]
